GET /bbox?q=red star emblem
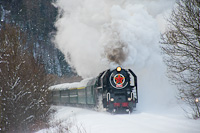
[115,74,125,84]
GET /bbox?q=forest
[0,0,77,132]
[0,0,73,77]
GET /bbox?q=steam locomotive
[50,67,138,113]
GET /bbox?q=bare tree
[0,24,53,132]
[161,0,200,119]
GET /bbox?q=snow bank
[36,106,200,133]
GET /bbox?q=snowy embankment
[37,106,200,133]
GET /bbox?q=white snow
[37,106,200,133]
[49,78,93,90]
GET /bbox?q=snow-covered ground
[37,106,200,133]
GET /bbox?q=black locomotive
[50,67,138,113]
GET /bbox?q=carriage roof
[48,77,94,91]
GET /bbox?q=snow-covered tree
[161,0,200,119]
[0,24,52,132]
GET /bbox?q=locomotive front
[105,67,138,113]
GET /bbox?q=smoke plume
[53,0,176,111]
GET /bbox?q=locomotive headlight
[110,98,114,102]
[128,98,132,101]
[117,67,122,72]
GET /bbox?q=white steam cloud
[53,0,176,111]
